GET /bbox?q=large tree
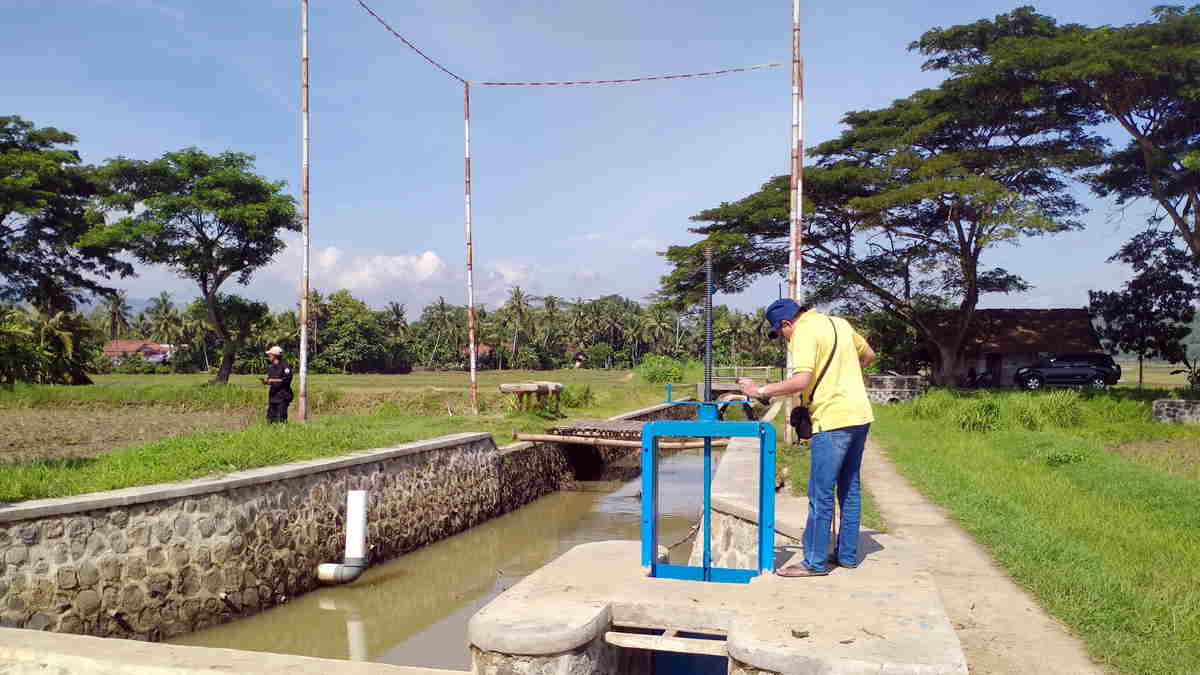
[0,116,131,311]
[959,5,1200,261]
[659,8,1104,382]
[88,148,299,382]
[1089,230,1197,388]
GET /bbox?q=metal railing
[712,365,779,382]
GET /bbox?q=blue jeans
[801,424,870,572]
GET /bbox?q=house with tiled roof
[936,308,1103,384]
[102,340,175,364]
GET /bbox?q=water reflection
[171,451,709,670]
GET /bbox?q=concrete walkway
[861,438,1105,675]
[0,627,467,675]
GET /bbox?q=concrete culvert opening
[605,624,728,674]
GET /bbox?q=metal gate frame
[640,390,776,583]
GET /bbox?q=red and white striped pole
[464,82,479,415]
[297,0,311,422]
[786,0,803,441]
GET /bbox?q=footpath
[862,438,1105,675]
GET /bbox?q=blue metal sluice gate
[640,384,776,584]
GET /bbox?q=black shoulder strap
[806,317,838,405]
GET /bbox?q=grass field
[1115,359,1192,389]
[873,389,1200,674]
[0,369,682,502]
[0,370,649,463]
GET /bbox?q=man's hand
[737,377,759,399]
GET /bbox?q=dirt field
[1,407,257,463]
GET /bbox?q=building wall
[960,352,1042,386]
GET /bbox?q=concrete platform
[469,539,967,674]
[0,627,467,675]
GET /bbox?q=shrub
[1002,395,1047,431]
[906,388,960,421]
[560,384,596,409]
[954,397,1002,433]
[636,354,684,384]
[1039,389,1083,429]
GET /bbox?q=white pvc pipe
[317,490,369,584]
[344,490,367,562]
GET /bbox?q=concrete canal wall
[0,402,692,644]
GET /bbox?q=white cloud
[251,238,452,307]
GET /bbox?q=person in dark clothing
[262,346,294,423]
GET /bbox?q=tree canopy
[955,5,1200,260]
[86,148,299,382]
[1089,230,1197,387]
[659,10,1103,381]
[0,116,131,311]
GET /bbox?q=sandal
[775,564,831,577]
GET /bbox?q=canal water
[171,450,710,670]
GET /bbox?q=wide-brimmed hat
[265,346,284,356]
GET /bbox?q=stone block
[77,562,100,588]
[57,568,77,590]
[74,589,101,616]
[1152,399,1200,424]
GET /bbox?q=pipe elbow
[317,561,367,585]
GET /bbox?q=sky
[2,0,1164,315]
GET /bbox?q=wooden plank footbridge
[518,419,728,450]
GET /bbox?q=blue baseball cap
[765,299,802,338]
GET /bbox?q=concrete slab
[0,627,466,675]
[469,539,967,674]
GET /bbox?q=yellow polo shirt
[789,310,874,432]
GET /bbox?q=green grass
[0,368,686,503]
[0,370,648,410]
[873,390,1200,675]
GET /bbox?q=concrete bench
[499,381,564,413]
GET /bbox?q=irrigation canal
[170,450,711,670]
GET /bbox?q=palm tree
[182,313,213,371]
[101,291,133,341]
[149,307,184,348]
[504,286,532,369]
[0,305,36,386]
[147,291,173,321]
[641,306,674,356]
[720,310,751,365]
[540,295,563,352]
[383,301,407,339]
[22,306,98,384]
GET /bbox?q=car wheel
[1022,374,1044,390]
[1088,375,1107,389]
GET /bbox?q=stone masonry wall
[471,636,652,675]
[0,434,565,642]
[687,510,800,570]
[1152,399,1200,425]
[865,374,927,405]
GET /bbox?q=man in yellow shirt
[738,299,875,577]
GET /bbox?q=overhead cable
[479,63,782,87]
[355,0,781,88]
[355,0,467,84]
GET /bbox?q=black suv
[1014,353,1122,390]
